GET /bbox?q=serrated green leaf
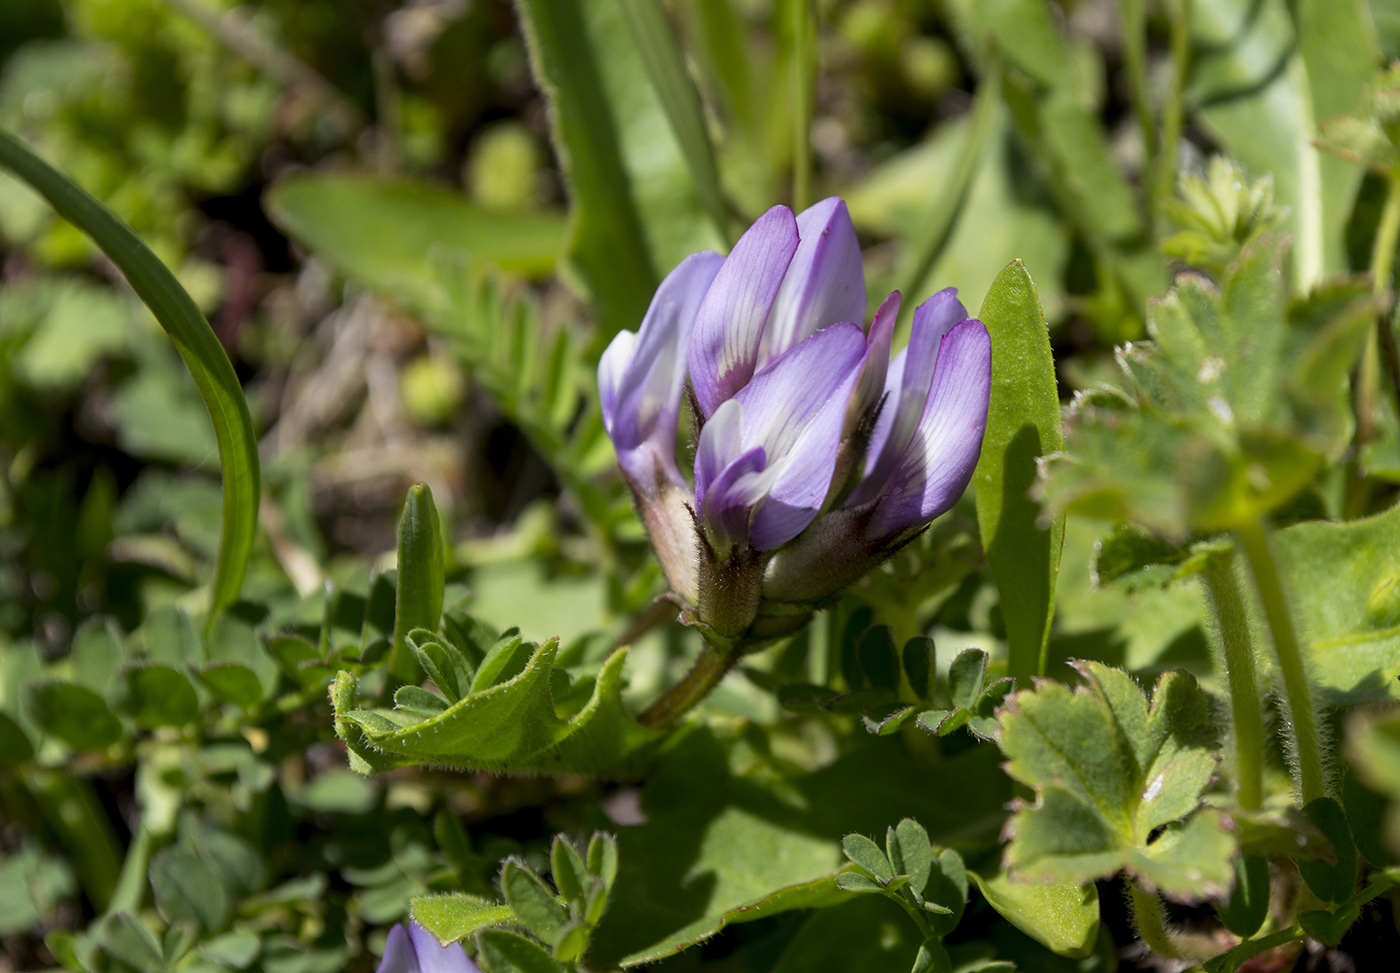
[334,643,662,775]
[970,871,1099,958]
[24,681,123,751]
[150,847,228,933]
[118,664,200,728]
[972,261,1064,685]
[411,893,515,944]
[999,662,1234,898]
[501,862,568,944]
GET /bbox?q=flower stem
[1234,516,1326,805]
[1153,0,1191,212]
[637,644,738,729]
[1129,884,1179,959]
[1200,548,1265,811]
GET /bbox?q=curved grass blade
[0,130,259,621]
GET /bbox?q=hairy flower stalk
[600,198,992,727]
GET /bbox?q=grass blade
[0,130,259,622]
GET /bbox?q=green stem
[790,0,815,211]
[1370,174,1400,427]
[106,823,158,916]
[1120,0,1155,184]
[0,131,259,625]
[1201,548,1265,811]
[1153,0,1191,213]
[1129,884,1180,959]
[637,644,738,729]
[1235,516,1326,805]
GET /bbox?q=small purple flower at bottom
[377,922,481,973]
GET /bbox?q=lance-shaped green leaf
[0,131,258,621]
[265,174,566,299]
[972,261,1064,684]
[333,642,662,775]
[515,0,723,341]
[389,484,445,685]
[997,661,1235,899]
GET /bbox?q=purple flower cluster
[600,198,990,640]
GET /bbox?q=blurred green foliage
[6,1,1400,972]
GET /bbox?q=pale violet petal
[689,206,799,416]
[870,319,991,537]
[757,197,866,365]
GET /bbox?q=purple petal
[733,322,866,457]
[736,323,866,548]
[845,291,901,436]
[869,319,991,537]
[377,925,418,973]
[407,923,481,973]
[757,198,867,366]
[701,445,768,548]
[601,250,724,491]
[849,288,968,506]
[695,397,745,505]
[689,206,799,417]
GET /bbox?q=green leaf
[888,819,933,900]
[69,617,124,695]
[1216,855,1270,937]
[24,680,123,751]
[94,911,164,970]
[267,174,564,294]
[411,893,515,944]
[998,662,1235,899]
[0,712,34,766]
[972,261,1064,685]
[196,663,264,707]
[0,133,258,622]
[150,847,229,933]
[1189,0,1378,285]
[969,871,1100,958]
[835,871,885,893]
[1274,504,1400,704]
[389,483,445,685]
[551,838,588,902]
[501,861,568,944]
[478,928,562,973]
[1298,798,1359,903]
[588,729,1011,967]
[842,834,894,882]
[616,0,729,239]
[515,0,722,340]
[334,642,662,775]
[767,895,928,973]
[117,664,200,728]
